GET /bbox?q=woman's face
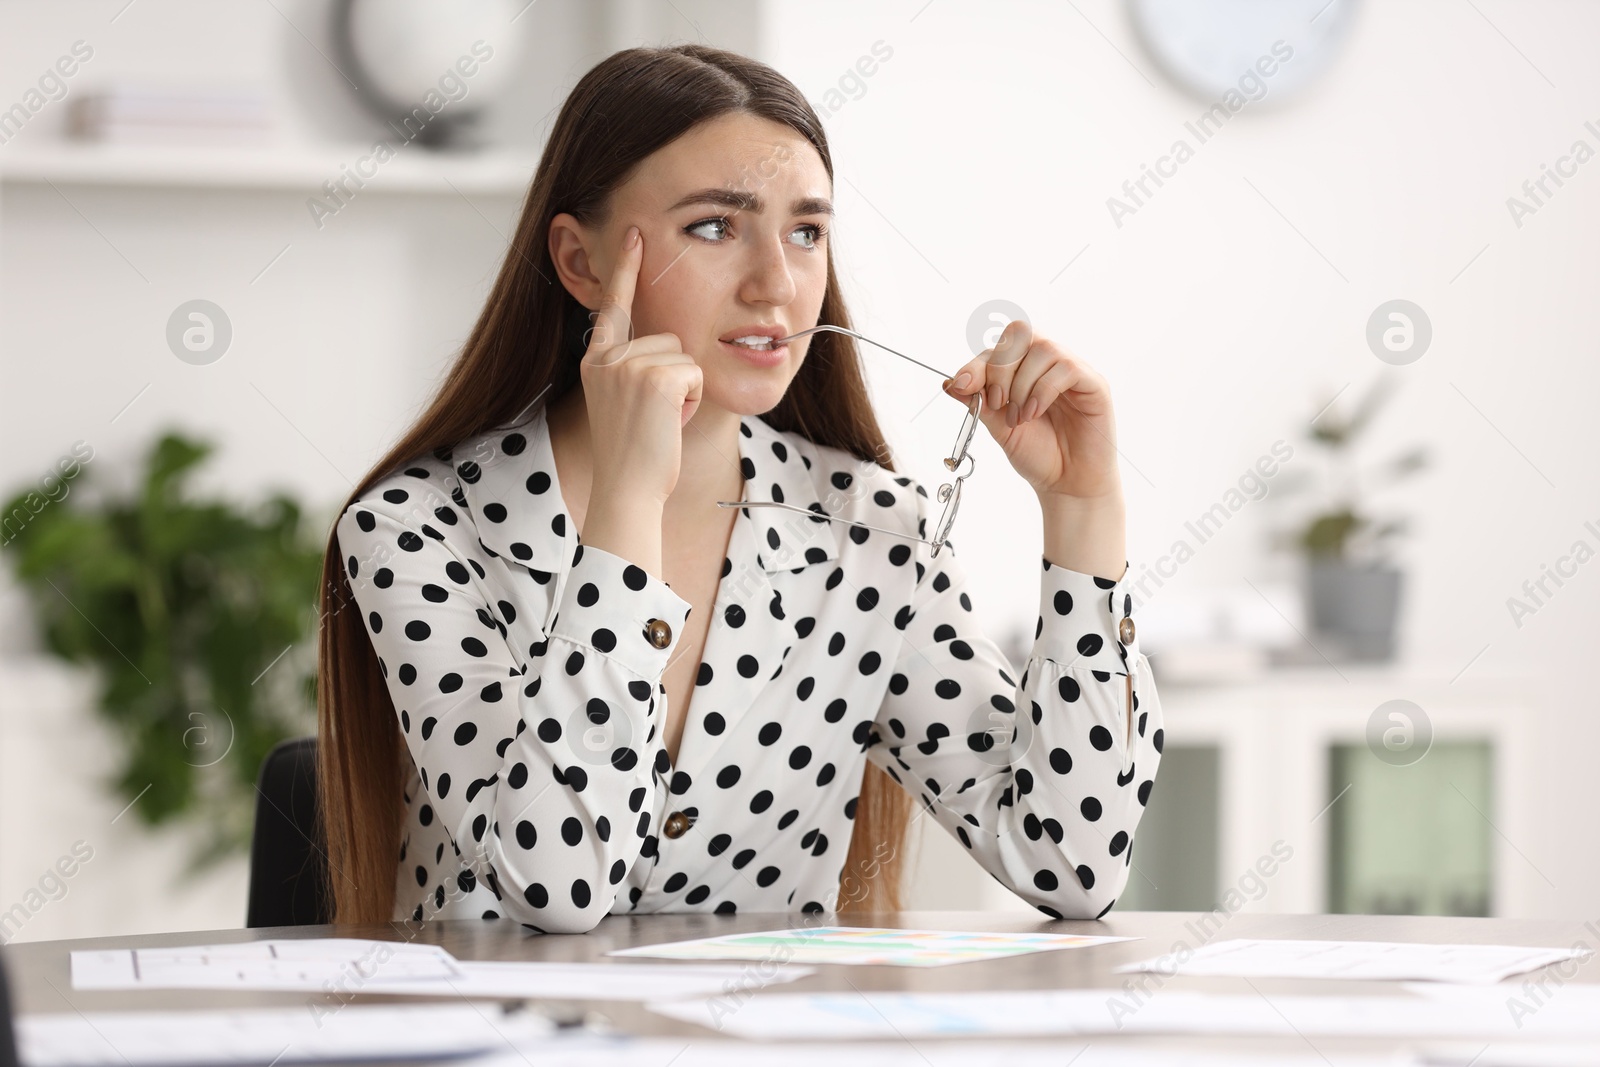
[551,111,833,418]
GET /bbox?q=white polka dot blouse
[336,403,1163,932]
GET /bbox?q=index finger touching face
[587,225,642,363]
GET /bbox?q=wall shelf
[0,142,535,196]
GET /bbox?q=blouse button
[662,811,691,839]
[1118,617,1136,644]
[644,618,673,649]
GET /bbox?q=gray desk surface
[8,910,1600,1057]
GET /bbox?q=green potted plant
[0,431,326,866]
[1271,376,1429,662]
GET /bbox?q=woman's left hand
[941,319,1123,501]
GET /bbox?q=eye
[684,216,732,242]
[789,223,828,250]
[682,217,828,248]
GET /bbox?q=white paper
[1401,982,1600,1062]
[646,987,1600,1041]
[457,1037,1412,1067]
[1401,981,1600,1004]
[1113,938,1590,984]
[608,925,1137,967]
[1416,1043,1600,1067]
[71,939,461,990]
[320,959,815,1000]
[70,940,812,1001]
[18,1003,551,1067]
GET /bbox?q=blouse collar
[446,402,843,581]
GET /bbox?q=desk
[8,910,1600,1058]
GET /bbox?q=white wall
[0,0,771,942]
[0,0,581,941]
[1,0,1596,940]
[764,0,1600,920]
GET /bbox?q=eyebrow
[667,187,834,217]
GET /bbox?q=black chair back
[0,948,17,1067]
[247,737,331,927]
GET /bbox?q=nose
[739,231,797,307]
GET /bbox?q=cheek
[800,258,829,307]
[636,245,734,345]
[632,256,698,332]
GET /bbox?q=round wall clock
[1127,0,1360,106]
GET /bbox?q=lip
[719,337,789,367]
[718,323,789,342]
[719,323,791,367]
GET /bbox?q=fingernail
[1023,398,1038,421]
[953,372,972,391]
[626,225,640,249]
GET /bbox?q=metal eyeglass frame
[716,324,983,558]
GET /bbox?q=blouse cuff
[546,542,694,679]
[1033,555,1139,675]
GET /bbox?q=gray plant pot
[1306,559,1403,662]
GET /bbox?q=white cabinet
[1123,668,1533,918]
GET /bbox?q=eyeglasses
[716,324,983,558]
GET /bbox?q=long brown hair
[317,43,914,924]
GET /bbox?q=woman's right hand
[580,225,704,508]
[575,226,701,579]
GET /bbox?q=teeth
[730,336,774,349]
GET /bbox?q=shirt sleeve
[868,482,1164,920]
[336,491,693,933]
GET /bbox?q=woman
[319,43,1163,932]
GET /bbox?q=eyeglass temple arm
[775,324,952,380]
[715,499,953,557]
[779,324,983,425]
[732,325,982,558]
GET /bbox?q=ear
[548,212,603,310]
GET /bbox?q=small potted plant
[1271,376,1429,662]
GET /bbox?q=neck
[673,403,748,520]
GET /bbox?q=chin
[701,371,795,418]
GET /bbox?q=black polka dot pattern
[335,404,1162,932]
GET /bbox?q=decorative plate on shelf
[330,0,528,149]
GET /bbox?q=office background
[0,0,1596,941]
